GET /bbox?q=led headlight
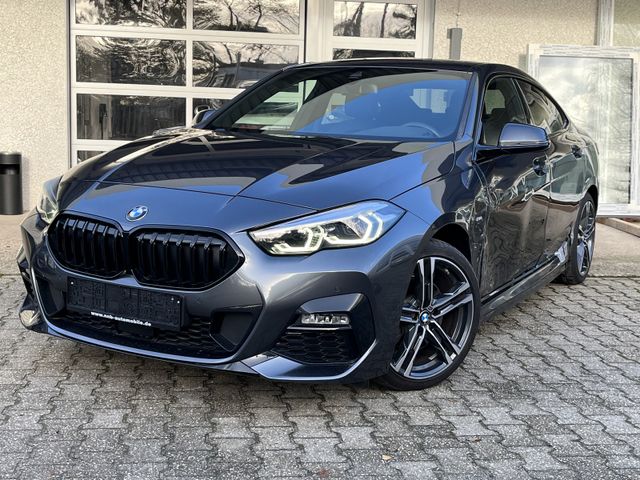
[36,176,62,224]
[250,201,405,255]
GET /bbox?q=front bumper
[18,208,428,383]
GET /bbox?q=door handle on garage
[532,156,548,176]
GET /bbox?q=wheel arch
[428,221,472,263]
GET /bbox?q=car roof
[286,58,533,81]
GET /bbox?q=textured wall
[0,0,68,212]
[433,0,599,68]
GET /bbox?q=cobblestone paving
[1,273,640,479]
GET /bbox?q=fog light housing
[299,313,350,326]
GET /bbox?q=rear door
[475,76,550,296]
[515,80,583,261]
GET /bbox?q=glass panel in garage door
[193,98,231,110]
[334,48,414,59]
[77,94,186,141]
[193,42,299,88]
[76,36,186,85]
[193,0,300,34]
[333,1,416,39]
[76,150,105,162]
[75,0,186,28]
[307,0,432,62]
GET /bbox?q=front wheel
[377,239,480,390]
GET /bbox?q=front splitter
[21,282,376,383]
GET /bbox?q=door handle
[572,145,583,158]
[532,156,548,176]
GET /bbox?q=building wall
[0,0,69,211]
[432,0,600,68]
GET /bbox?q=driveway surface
[1,218,640,479]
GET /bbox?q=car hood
[60,129,455,211]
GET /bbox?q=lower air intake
[272,328,359,364]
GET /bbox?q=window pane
[333,48,414,59]
[193,98,231,112]
[516,81,565,134]
[537,56,634,204]
[76,36,186,86]
[481,78,527,146]
[194,0,299,34]
[193,42,299,88]
[77,94,186,141]
[212,68,471,141]
[75,0,186,28]
[77,150,105,162]
[614,0,640,46]
[333,1,417,39]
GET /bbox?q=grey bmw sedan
[17,59,598,390]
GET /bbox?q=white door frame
[528,44,640,217]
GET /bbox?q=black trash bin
[0,152,23,215]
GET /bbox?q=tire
[558,193,596,285]
[377,239,481,391]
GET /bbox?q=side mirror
[191,105,216,126]
[498,123,549,150]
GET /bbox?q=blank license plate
[67,277,182,331]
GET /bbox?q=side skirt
[480,242,568,321]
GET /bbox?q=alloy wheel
[576,200,596,276]
[391,256,475,380]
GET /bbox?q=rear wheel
[377,239,480,390]
[558,193,596,285]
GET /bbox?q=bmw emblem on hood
[126,205,148,222]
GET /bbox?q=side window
[517,81,566,134]
[481,77,528,146]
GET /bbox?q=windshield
[208,67,472,141]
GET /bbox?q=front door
[475,77,549,296]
